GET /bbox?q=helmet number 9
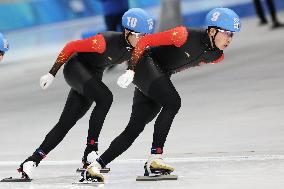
[147,19,154,31]
[211,12,220,21]
[234,17,240,29]
[127,17,138,28]
[3,39,9,49]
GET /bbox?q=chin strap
[208,27,220,50]
[124,30,134,48]
[211,32,219,50]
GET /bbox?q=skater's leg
[99,88,161,166]
[253,0,268,24]
[149,76,181,152]
[19,89,92,178]
[81,78,113,164]
[266,0,278,23]
[39,89,92,154]
[144,76,181,174]
[24,89,92,164]
[266,0,284,27]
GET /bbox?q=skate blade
[72,181,104,186]
[1,177,32,182]
[76,167,110,173]
[136,175,178,181]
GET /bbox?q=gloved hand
[39,73,54,90]
[117,70,135,88]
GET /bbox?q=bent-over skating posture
[8,8,154,182]
[83,8,241,182]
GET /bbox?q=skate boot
[144,154,174,176]
[136,154,177,181]
[0,159,35,182]
[17,150,44,180]
[82,151,100,169]
[79,160,104,183]
[77,151,110,173]
[1,149,45,182]
[272,21,284,29]
[18,161,36,180]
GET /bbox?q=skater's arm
[49,34,106,76]
[129,26,188,71]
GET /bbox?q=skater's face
[125,29,145,47]
[209,28,233,50]
[0,51,4,62]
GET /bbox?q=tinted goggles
[217,29,234,38]
[129,31,145,38]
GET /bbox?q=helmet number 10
[211,12,220,21]
[127,17,138,28]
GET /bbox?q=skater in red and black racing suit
[17,8,154,181]
[86,8,241,181]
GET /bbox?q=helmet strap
[208,27,219,50]
[124,29,134,48]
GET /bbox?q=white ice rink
[0,13,284,189]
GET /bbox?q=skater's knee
[96,92,113,110]
[165,95,181,113]
[83,80,113,105]
[145,107,161,124]
[102,91,113,107]
[173,95,181,112]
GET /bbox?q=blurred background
[0,0,283,63]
